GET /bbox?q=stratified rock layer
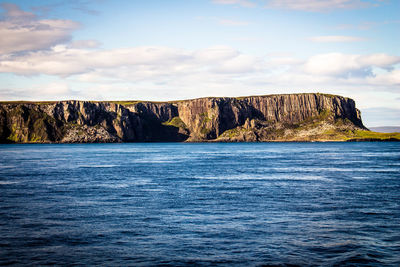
[0,93,367,143]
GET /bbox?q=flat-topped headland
[1,93,399,143]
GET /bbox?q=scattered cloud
[211,0,256,8]
[1,2,35,19]
[30,1,100,17]
[70,1,100,16]
[212,0,383,12]
[264,0,382,12]
[309,35,366,42]
[0,3,79,54]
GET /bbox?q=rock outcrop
[0,93,370,143]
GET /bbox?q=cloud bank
[0,3,79,54]
[1,44,399,81]
[1,43,399,100]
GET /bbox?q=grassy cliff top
[347,130,400,141]
[0,93,343,105]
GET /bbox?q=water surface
[0,142,399,266]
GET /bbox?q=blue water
[0,143,399,266]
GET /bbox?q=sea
[0,142,399,266]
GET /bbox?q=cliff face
[0,93,367,143]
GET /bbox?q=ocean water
[0,142,399,266]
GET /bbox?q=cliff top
[0,92,343,105]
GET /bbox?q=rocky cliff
[0,93,374,143]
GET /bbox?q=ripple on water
[0,181,19,185]
[78,164,119,168]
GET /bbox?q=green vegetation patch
[319,129,352,141]
[199,112,211,123]
[316,92,337,98]
[349,130,400,140]
[29,133,42,142]
[220,127,252,138]
[234,92,340,100]
[318,129,400,141]
[35,101,58,105]
[318,109,331,119]
[198,112,213,136]
[162,116,187,129]
[108,101,142,106]
[6,130,20,142]
[4,106,63,143]
[288,109,333,132]
[200,127,211,135]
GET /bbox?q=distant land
[369,126,400,133]
[1,93,399,143]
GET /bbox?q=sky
[0,0,399,127]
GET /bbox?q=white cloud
[214,54,259,73]
[267,56,304,66]
[68,40,101,49]
[0,81,75,101]
[357,54,400,68]
[211,0,256,8]
[1,45,399,89]
[309,35,366,42]
[0,3,79,54]
[193,46,240,62]
[265,0,380,12]
[0,46,192,76]
[302,53,400,76]
[1,41,399,105]
[367,69,400,85]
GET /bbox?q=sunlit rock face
[0,93,367,143]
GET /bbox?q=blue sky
[0,0,399,126]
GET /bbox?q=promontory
[1,93,399,143]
